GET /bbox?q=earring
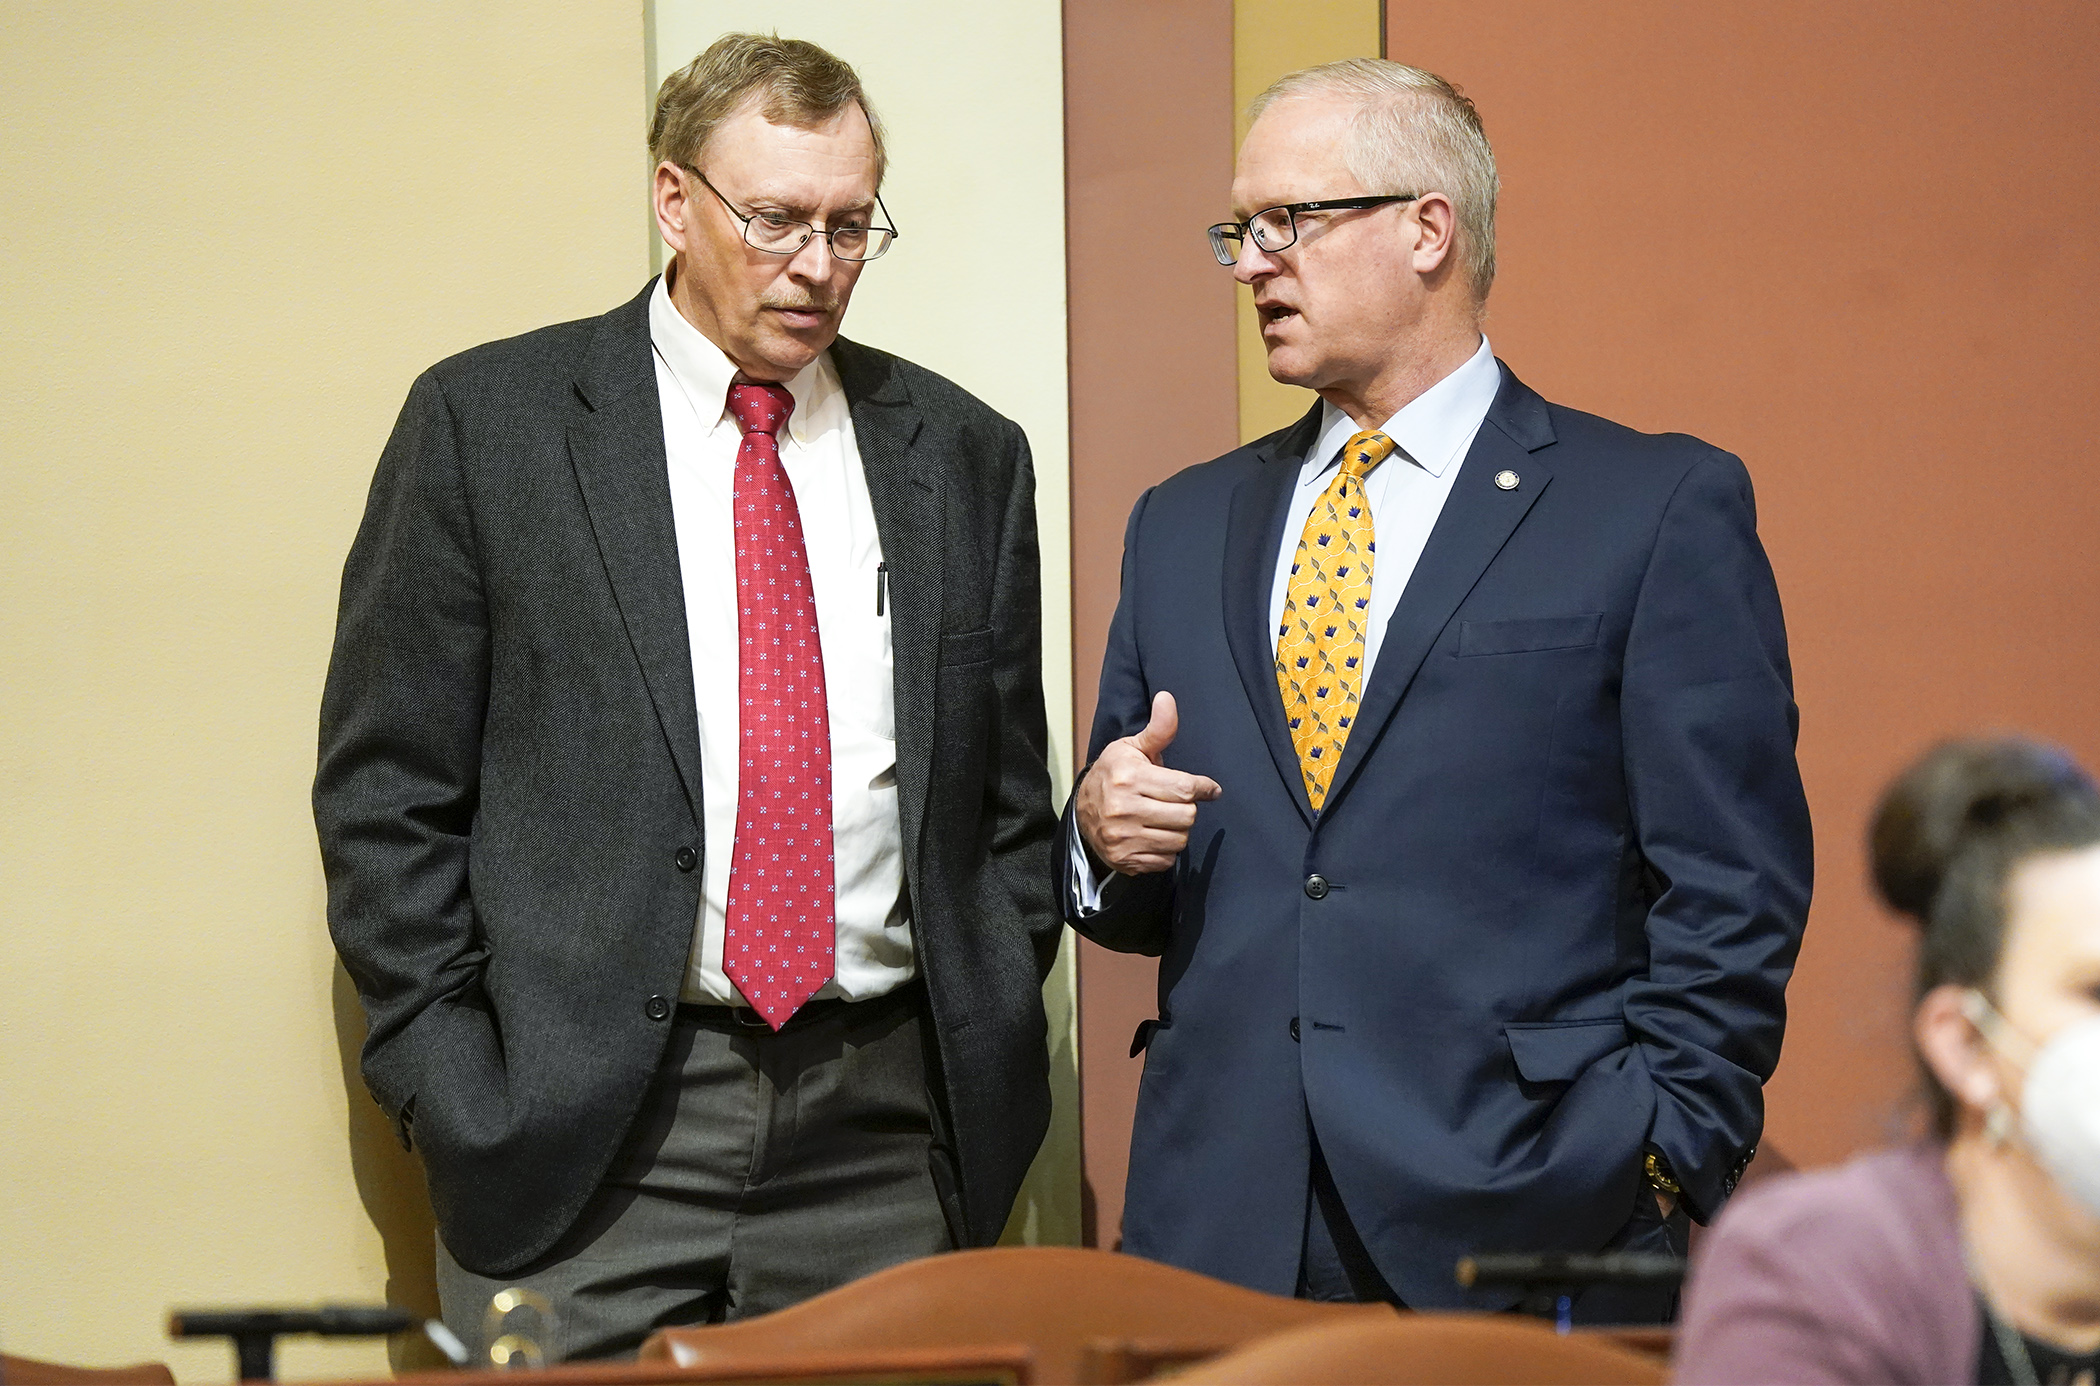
[1984,1101,2015,1147]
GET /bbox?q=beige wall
[2,3,1079,1376]
[0,3,646,1377]
[647,2,1081,1248]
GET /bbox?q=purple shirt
[1674,1144,1979,1385]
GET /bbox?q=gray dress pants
[436,984,956,1362]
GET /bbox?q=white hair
[1252,59,1500,301]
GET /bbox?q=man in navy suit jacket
[1064,60,1813,1320]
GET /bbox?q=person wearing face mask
[1674,737,2100,1385]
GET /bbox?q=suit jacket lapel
[567,280,705,818]
[831,338,937,875]
[1322,362,1557,816]
[1222,405,1325,829]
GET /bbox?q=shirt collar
[648,269,832,447]
[1308,335,1502,481]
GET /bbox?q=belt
[676,978,921,1034]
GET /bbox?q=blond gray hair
[1253,59,1498,301]
[649,33,886,186]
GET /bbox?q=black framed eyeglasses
[1207,194,1418,266]
[687,167,899,262]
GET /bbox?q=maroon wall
[1064,0,1239,1245]
[1061,0,2100,1245]
[1382,0,2100,1164]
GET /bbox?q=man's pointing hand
[1076,691,1223,875]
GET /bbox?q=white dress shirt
[649,273,913,1004]
[1072,336,1503,911]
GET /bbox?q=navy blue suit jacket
[1062,364,1813,1307]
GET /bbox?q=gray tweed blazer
[314,279,1059,1276]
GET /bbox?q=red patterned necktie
[723,380,835,1029]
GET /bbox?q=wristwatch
[1643,1148,1681,1196]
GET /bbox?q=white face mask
[2020,1014,2100,1219]
[1966,993,2100,1219]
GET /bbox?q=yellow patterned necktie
[1274,430,1396,811]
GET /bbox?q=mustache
[761,293,840,314]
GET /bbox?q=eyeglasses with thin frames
[1207,195,1418,266]
[687,166,899,263]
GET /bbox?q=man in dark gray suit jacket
[314,35,1058,1359]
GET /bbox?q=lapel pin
[1494,470,1520,491]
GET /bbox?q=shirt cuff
[1067,812,1122,917]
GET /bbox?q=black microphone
[1456,1251,1687,1289]
[168,1305,419,1380]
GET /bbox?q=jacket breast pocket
[1457,613,1602,658]
[939,626,995,667]
[1504,1018,1630,1083]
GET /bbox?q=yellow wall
[647,3,1081,1250]
[1233,0,1386,442]
[0,3,646,1378]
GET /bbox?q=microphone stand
[168,1305,428,1380]
[1455,1252,1687,1333]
